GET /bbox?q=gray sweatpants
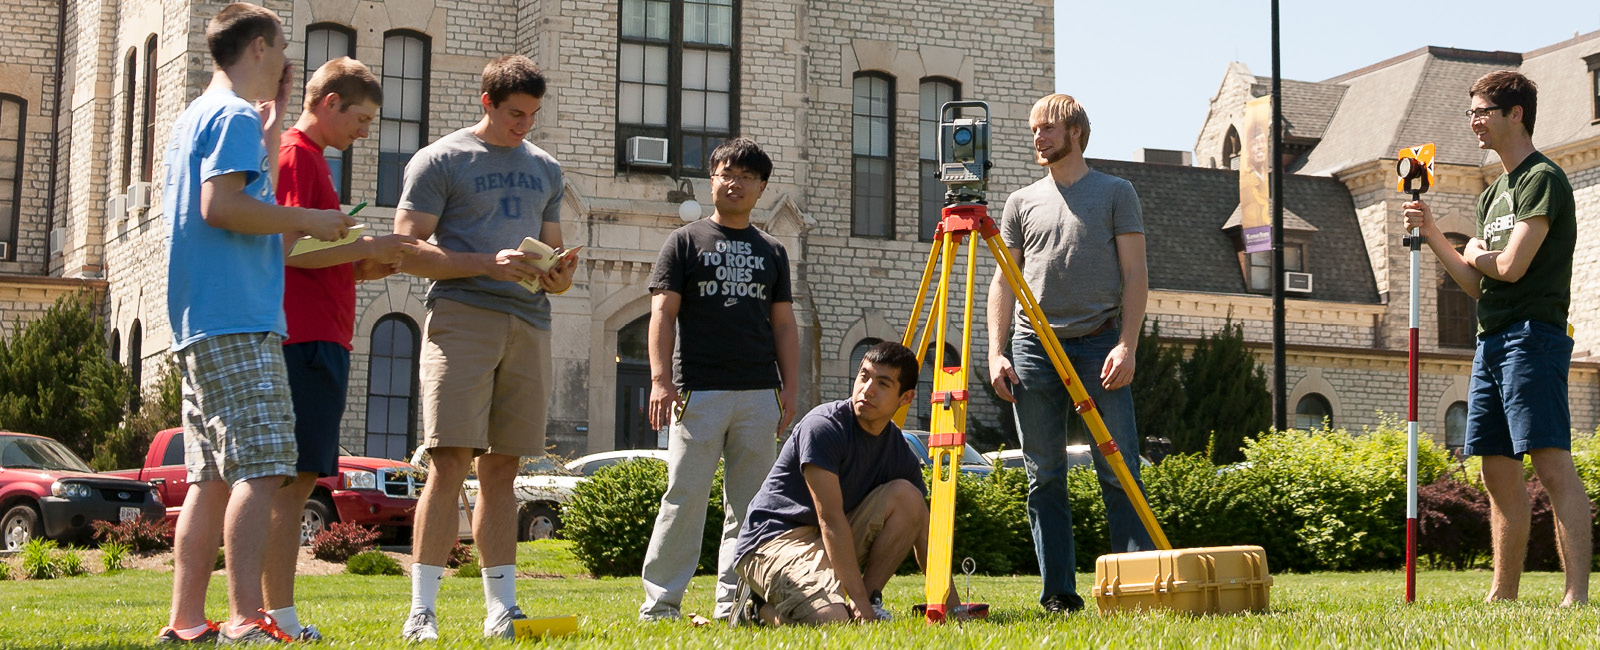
[638,389,781,620]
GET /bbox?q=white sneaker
[869,593,893,621]
[484,606,527,639]
[401,609,438,642]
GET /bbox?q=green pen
[348,201,368,216]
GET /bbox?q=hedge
[564,425,1600,577]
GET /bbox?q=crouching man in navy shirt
[731,341,960,624]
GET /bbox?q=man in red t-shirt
[263,57,419,640]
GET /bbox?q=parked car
[0,431,166,551]
[103,427,466,544]
[984,446,1153,471]
[432,448,671,542]
[902,430,992,477]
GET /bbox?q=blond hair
[1029,94,1090,152]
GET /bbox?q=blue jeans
[1009,330,1154,603]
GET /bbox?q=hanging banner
[1240,96,1272,253]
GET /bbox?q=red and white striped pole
[1405,216,1420,603]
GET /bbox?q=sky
[1055,1,1600,162]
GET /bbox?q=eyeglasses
[1464,106,1502,120]
[712,172,763,185]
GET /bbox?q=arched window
[1222,125,1241,170]
[1445,401,1468,454]
[852,72,894,238]
[615,315,655,449]
[0,93,24,259]
[918,78,959,242]
[128,320,143,412]
[108,328,121,363]
[140,35,157,184]
[1294,392,1332,430]
[1438,232,1477,349]
[377,31,430,207]
[848,337,885,378]
[121,49,137,193]
[365,314,420,459]
[912,343,960,432]
[305,23,357,203]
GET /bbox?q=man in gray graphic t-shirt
[394,55,576,643]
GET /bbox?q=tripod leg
[982,234,1171,550]
[922,231,965,620]
[895,234,948,428]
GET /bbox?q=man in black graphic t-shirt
[638,138,800,621]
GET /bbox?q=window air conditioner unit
[106,194,128,222]
[127,182,152,212]
[1284,271,1314,294]
[49,227,64,256]
[626,136,670,167]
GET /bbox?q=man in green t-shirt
[1405,70,1588,607]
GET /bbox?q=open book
[516,237,581,293]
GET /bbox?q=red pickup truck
[104,428,433,543]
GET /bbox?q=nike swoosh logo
[486,573,505,579]
[724,298,738,307]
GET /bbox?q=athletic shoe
[869,591,893,621]
[1041,593,1085,614]
[484,606,527,639]
[295,624,322,642]
[729,581,765,628]
[401,609,438,643]
[219,615,293,644]
[155,621,220,644]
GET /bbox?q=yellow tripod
[896,201,1172,623]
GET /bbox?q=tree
[0,291,133,460]
[1131,318,1186,449]
[92,357,182,470]
[1178,317,1271,463]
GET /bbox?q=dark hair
[482,55,546,105]
[862,341,918,395]
[207,3,281,69]
[304,57,383,112]
[1470,71,1538,137]
[709,137,773,182]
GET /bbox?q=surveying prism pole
[1396,144,1434,604]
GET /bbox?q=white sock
[265,606,300,636]
[174,623,211,640]
[482,564,518,621]
[411,564,446,614]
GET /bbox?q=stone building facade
[5,2,1596,460]
[1189,37,1600,447]
[0,0,1051,458]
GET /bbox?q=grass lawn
[0,541,1594,649]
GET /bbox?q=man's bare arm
[803,464,871,620]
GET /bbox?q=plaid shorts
[178,332,297,485]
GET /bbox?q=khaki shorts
[734,482,900,622]
[178,333,297,485]
[419,298,550,457]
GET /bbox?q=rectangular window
[0,96,23,260]
[919,79,958,241]
[616,0,737,175]
[378,32,429,208]
[852,73,894,238]
[1247,245,1303,292]
[306,25,356,203]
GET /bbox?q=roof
[1088,159,1380,304]
[1517,30,1600,156]
[1248,79,1347,141]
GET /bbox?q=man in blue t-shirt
[158,3,355,645]
[731,341,959,625]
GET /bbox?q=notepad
[289,224,365,257]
